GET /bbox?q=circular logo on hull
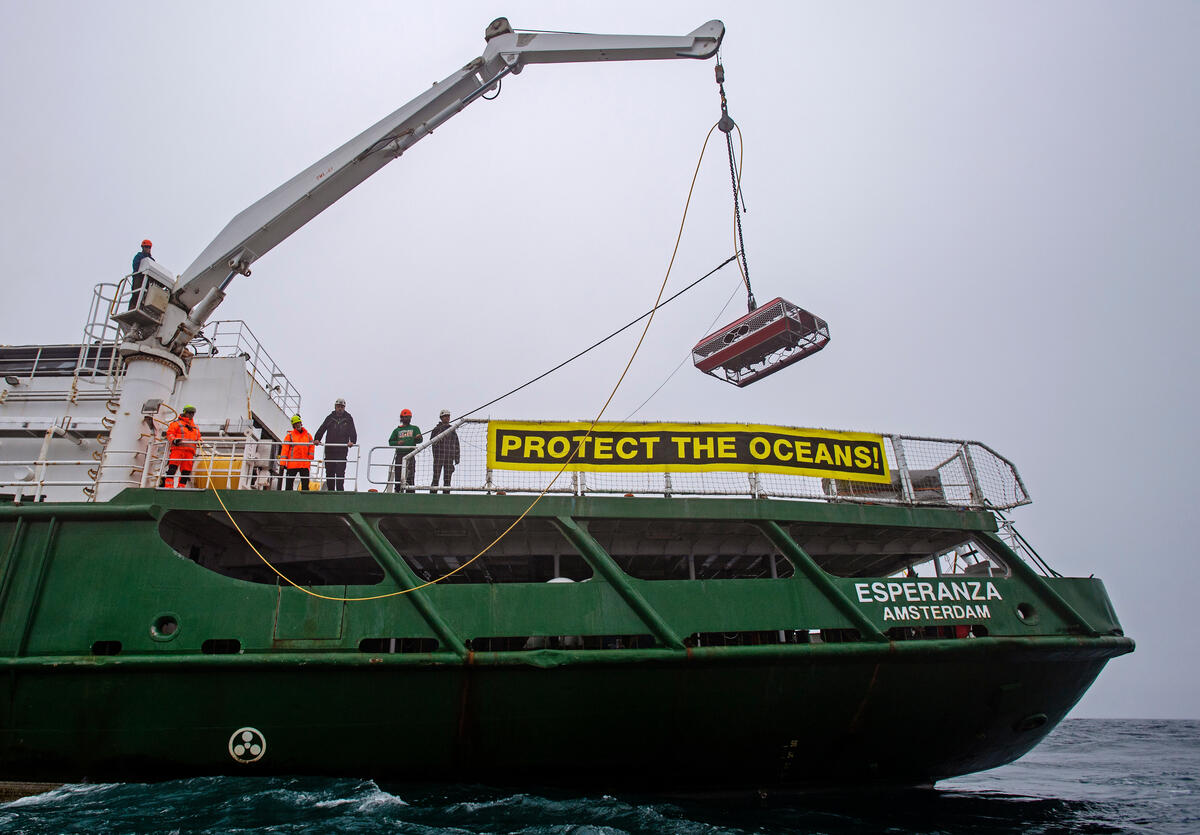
[228,727,267,763]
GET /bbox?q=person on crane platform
[429,409,460,494]
[129,239,154,310]
[280,415,314,491]
[388,409,422,493]
[162,405,200,488]
[313,398,357,492]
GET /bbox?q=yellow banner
[487,421,890,483]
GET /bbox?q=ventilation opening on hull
[467,634,656,652]
[886,624,989,641]
[683,629,862,647]
[582,519,793,580]
[159,510,386,586]
[375,515,592,584]
[358,638,440,654]
[786,522,1010,579]
[202,639,242,655]
[90,640,122,656]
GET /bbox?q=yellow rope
[208,119,733,602]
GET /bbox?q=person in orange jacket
[280,414,314,491]
[162,405,201,488]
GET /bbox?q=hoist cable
[623,277,744,421]
[726,128,754,311]
[715,58,756,312]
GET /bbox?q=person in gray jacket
[313,398,357,491]
[429,408,460,494]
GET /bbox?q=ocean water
[0,719,1195,834]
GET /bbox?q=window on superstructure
[785,522,1010,579]
[159,510,385,585]
[0,344,116,377]
[582,519,793,581]
[375,515,592,584]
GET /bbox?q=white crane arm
[175,19,724,311]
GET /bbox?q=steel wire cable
[623,278,743,421]
[458,252,738,422]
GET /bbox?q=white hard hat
[440,408,451,417]
[334,397,346,406]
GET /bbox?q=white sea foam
[2,782,115,807]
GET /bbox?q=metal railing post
[891,436,915,504]
[961,443,984,506]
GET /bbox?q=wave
[0,720,1195,835]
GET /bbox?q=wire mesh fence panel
[361,420,1029,509]
[142,418,1028,510]
[884,436,1030,508]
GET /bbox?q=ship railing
[81,283,301,414]
[0,453,154,503]
[0,344,107,382]
[992,510,1062,577]
[142,438,360,492]
[1,424,1028,509]
[77,281,126,383]
[187,321,302,417]
[364,420,1031,510]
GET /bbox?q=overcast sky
[1,1,1196,719]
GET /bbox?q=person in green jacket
[388,408,422,493]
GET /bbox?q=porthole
[151,613,180,642]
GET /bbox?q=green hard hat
[182,405,196,414]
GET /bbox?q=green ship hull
[0,489,1131,790]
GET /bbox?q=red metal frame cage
[691,297,830,387]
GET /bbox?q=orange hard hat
[141,239,152,247]
[400,408,412,418]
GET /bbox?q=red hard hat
[141,239,152,247]
[400,408,412,417]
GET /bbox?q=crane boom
[175,18,724,312]
[98,18,723,501]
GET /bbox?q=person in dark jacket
[129,239,154,309]
[313,397,357,491]
[429,408,460,494]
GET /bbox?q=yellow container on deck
[190,457,243,490]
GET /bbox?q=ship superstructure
[0,307,297,504]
